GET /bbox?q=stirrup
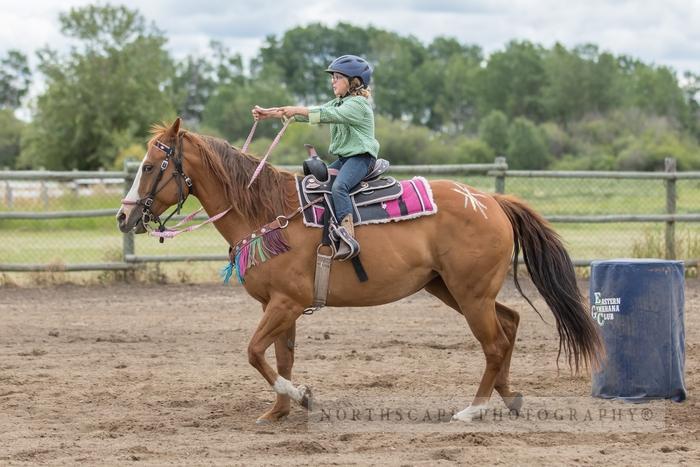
[329,224,360,261]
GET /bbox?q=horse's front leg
[247,297,311,419]
[256,322,296,424]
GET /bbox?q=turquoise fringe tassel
[220,262,234,284]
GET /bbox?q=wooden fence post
[665,157,677,260]
[40,181,49,209]
[494,156,507,194]
[122,160,135,260]
[4,168,11,209]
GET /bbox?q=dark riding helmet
[325,55,373,87]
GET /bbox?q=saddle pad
[297,176,438,228]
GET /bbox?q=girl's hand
[252,105,265,121]
[252,105,282,121]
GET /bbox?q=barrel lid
[591,258,684,266]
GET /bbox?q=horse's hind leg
[425,276,460,310]
[424,276,516,419]
[494,302,523,412]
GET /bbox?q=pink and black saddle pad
[295,174,438,227]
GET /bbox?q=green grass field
[2,175,700,282]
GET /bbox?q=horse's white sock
[272,376,302,402]
[452,404,489,422]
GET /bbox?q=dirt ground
[1,276,698,466]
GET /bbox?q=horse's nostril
[117,212,126,223]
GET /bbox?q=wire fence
[2,158,700,274]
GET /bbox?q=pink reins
[242,113,292,188]
[145,206,232,239]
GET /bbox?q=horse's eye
[143,165,153,173]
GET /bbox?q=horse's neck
[210,206,252,247]
[193,178,253,247]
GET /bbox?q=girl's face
[331,72,349,97]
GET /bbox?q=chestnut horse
[117,118,601,423]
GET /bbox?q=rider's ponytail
[348,77,371,99]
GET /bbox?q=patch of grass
[0,194,203,230]
[0,273,17,287]
[631,227,700,259]
[631,230,666,258]
[0,226,228,263]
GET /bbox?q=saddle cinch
[296,145,401,226]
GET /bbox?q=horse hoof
[505,393,523,413]
[256,412,288,424]
[299,386,313,410]
[451,404,487,422]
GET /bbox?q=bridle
[122,133,193,242]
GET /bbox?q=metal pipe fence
[2,158,699,272]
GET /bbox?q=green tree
[427,37,481,63]
[540,43,587,122]
[171,55,216,125]
[580,46,622,116]
[506,117,550,169]
[422,38,482,131]
[539,121,572,159]
[431,54,480,132]
[202,77,293,145]
[19,5,175,169]
[209,40,245,85]
[453,138,495,164]
[0,50,31,109]
[541,44,623,123]
[681,71,700,136]
[170,41,245,125]
[0,109,25,167]
[478,110,509,156]
[256,22,373,104]
[369,30,428,123]
[625,64,690,127]
[478,41,547,121]
[0,50,29,167]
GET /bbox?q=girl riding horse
[252,55,379,261]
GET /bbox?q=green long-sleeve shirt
[295,96,380,158]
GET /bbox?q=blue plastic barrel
[590,259,686,402]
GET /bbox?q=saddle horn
[303,144,329,181]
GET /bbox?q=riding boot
[332,214,360,261]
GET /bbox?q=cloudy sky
[1,0,699,75]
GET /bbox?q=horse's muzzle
[117,205,147,234]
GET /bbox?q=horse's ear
[169,117,181,136]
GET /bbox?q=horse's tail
[494,194,603,372]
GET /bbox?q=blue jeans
[329,154,374,221]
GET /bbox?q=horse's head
[117,118,193,233]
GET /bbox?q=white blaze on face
[124,153,147,203]
[117,154,147,220]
